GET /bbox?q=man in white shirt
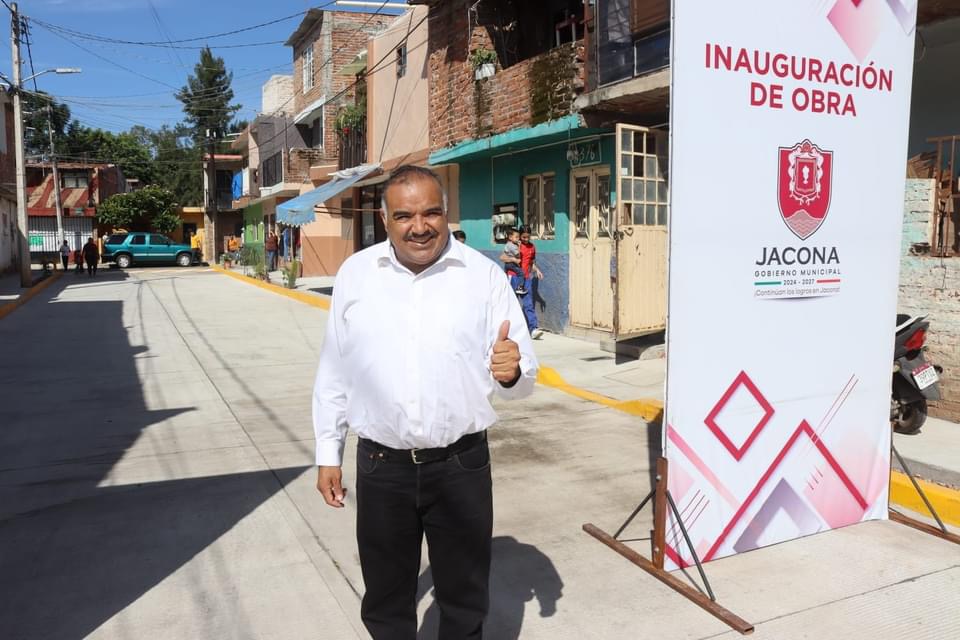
[313,165,538,639]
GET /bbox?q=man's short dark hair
[381,165,447,215]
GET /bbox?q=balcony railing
[337,118,367,171]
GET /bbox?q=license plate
[913,364,939,390]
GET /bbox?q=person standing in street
[59,240,70,271]
[501,226,544,339]
[82,237,99,277]
[313,165,537,640]
[73,244,83,275]
[265,231,279,271]
[189,231,202,264]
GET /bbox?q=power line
[26,2,408,165]
[34,20,179,90]
[229,1,401,151]
[29,9,320,47]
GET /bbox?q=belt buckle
[411,449,424,465]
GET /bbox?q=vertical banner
[665,1,917,569]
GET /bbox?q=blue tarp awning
[276,163,380,227]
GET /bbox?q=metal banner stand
[583,457,754,635]
[888,443,960,546]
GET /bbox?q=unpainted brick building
[899,178,960,420]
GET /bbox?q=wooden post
[652,457,668,569]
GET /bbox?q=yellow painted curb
[536,365,663,421]
[209,270,663,421]
[0,271,62,321]
[211,265,330,310]
[890,469,960,526]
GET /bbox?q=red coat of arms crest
[777,140,833,240]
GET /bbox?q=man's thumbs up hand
[491,320,522,385]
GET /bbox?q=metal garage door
[28,217,94,252]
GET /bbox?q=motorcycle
[892,314,943,434]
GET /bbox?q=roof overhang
[428,114,612,165]
[294,95,326,125]
[341,51,368,76]
[574,68,670,115]
[285,9,324,48]
[277,163,381,226]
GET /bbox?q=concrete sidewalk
[4,267,958,639]
[213,267,960,497]
[534,329,960,485]
[0,267,55,303]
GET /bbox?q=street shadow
[0,277,299,638]
[416,535,563,639]
[309,286,334,296]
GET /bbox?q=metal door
[569,166,614,330]
[614,124,669,338]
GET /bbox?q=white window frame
[523,172,556,240]
[302,46,314,93]
[61,171,90,189]
[618,129,669,227]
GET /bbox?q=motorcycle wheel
[893,399,927,435]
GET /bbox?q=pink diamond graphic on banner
[886,0,917,34]
[704,371,774,460]
[828,0,884,62]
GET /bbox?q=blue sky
[4,0,404,133]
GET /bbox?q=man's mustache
[404,229,438,241]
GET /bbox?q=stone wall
[898,178,960,419]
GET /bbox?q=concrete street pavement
[1,266,958,639]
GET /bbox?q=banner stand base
[889,443,960,546]
[582,458,754,635]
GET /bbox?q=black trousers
[356,435,493,640]
[60,255,68,270]
[85,259,97,276]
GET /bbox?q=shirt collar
[377,233,466,274]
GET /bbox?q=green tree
[97,185,178,233]
[150,124,203,207]
[176,47,240,147]
[22,91,70,157]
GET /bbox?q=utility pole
[10,3,31,287]
[46,105,64,251]
[205,128,218,261]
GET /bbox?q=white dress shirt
[312,235,538,466]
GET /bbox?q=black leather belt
[359,431,486,465]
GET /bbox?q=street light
[21,67,81,85]
[0,67,82,93]
[3,51,82,285]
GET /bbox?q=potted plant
[336,104,365,135]
[470,47,497,80]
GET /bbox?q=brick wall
[291,11,389,163]
[287,148,325,183]
[427,0,585,151]
[898,178,960,420]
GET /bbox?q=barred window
[523,174,555,239]
[302,47,314,93]
[262,153,283,188]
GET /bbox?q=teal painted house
[422,0,671,339]
[431,115,615,334]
